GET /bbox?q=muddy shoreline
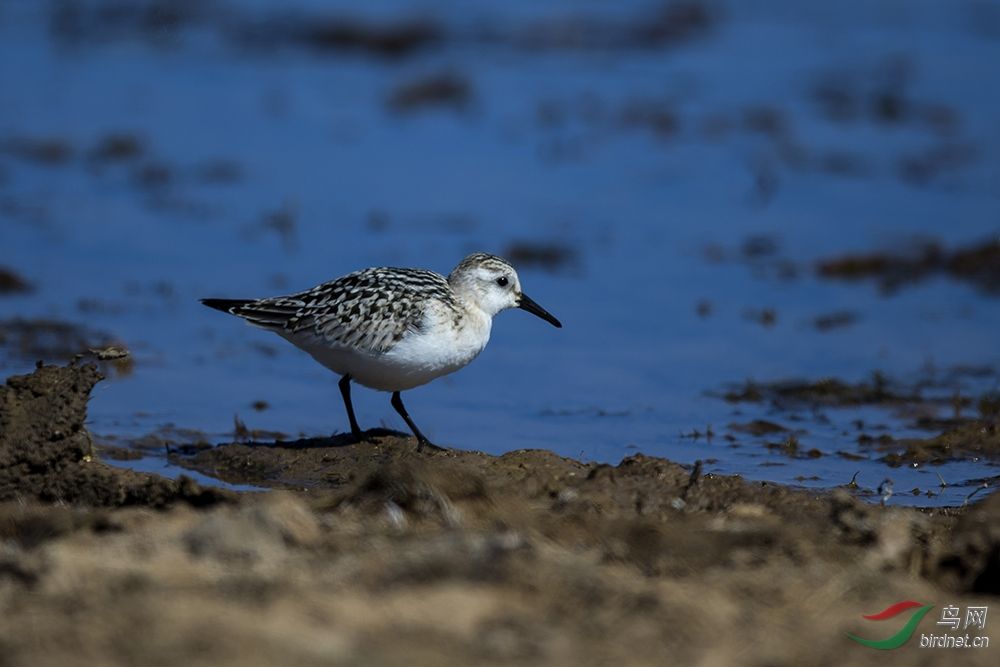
[0,362,995,665]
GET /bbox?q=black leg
[338,375,363,440]
[390,391,443,452]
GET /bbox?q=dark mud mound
[0,267,32,294]
[722,372,916,407]
[818,238,1000,295]
[720,372,1000,465]
[387,72,471,113]
[882,420,1000,466]
[0,362,230,507]
[0,318,113,364]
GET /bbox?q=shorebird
[201,253,561,450]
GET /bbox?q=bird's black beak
[517,293,562,328]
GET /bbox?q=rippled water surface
[3,0,999,506]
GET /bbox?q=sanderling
[201,252,561,450]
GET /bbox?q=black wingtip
[200,298,251,314]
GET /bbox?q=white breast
[280,302,493,392]
[379,304,492,390]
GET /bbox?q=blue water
[2,0,999,506]
[123,454,265,493]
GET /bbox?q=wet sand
[0,362,996,666]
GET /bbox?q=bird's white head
[448,253,562,327]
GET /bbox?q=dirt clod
[388,73,471,113]
[0,267,32,295]
[0,362,231,507]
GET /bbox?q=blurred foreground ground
[0,362,996,666]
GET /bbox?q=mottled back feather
[221,268,460,354]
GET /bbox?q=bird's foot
[333,427,364,442]
[416,437,446,453]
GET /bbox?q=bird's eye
[496,276,509,287]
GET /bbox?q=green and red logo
[847,600,934,650]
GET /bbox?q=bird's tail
[200,298,253,314]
